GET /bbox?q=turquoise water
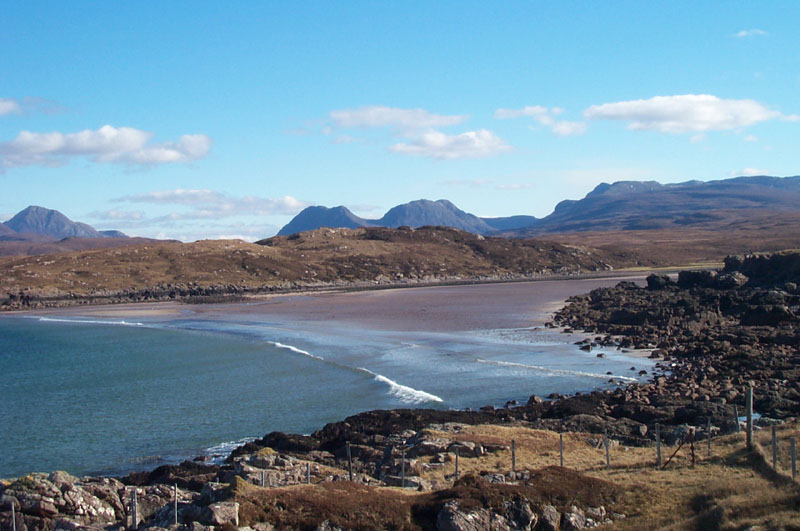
[0,313,653,478]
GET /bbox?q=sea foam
[36,317,144,327]
[358,367,443,403]
[476,358,638,382]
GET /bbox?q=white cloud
[743,134,758,142]
[494,105,586,136]
[389,129,510,159]
[0,125,211,169]
[550,121,587,136]
[735,29,768,38]
[0,97,22,116]
[330,106,466,131]
[690,133,706,143]
[729,167,770,177]
[117,189,310,218]
[584,94,788,133]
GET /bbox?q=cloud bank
[583,94,791,133]
[116,189,310,219]
[0,125,212,169]
[330,106,466,131]
[328,105,508,159]
[389,129,510,159]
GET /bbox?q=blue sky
[1,1,798,240]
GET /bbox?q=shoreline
[0,267,689,314]
[1,274,662,480]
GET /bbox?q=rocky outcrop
[553,252,800,434]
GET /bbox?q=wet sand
[29,276,646,332]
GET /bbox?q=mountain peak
[4,206,112,239]
[276,205,371,235]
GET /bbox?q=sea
[0,307,654,479]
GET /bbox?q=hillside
[4,216,800,309]
[514,175,800,235]
[0,226,622,308]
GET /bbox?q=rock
[436,501,491,531]
[316,520,345,531]
[646,274,674,290]
[504,499,537,530]
[203,501,239,527]
[527,395,543,405]
[540,505,560,531]
[715,271,748,289]
[561,505,586,530]
[677,270,716,288]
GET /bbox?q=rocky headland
[2,252,800,530]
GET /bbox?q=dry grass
[231,423,800,529]
[414,424,800,530]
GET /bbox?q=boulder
[202,501,239,527]
[540,505,560,531]
[646,274,673,290]
[561,505,586,530]
[436,501,491,531]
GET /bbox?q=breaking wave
[358,367,443,404]
[476,358,638,382]
[269,341,324,360]
[35,317,144,327]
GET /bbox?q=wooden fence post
[772,425,778,469]
[401,448,406,488]
[306,462,311,484]
[11,500,16,531]
[746,387,754,450]
[173,484,178,527]
[130,489,138,530]
[656,423,662,468]
[346,441,353,482]
[511,440,516,478]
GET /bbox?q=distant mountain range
[278,199,538,236]
[277,175,800,236]
[1,206,127,241]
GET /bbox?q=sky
[1,1,799,241]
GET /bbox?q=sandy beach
[27,275,647,332]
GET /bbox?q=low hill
[0,226,624,308]
[0,236,166,258]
